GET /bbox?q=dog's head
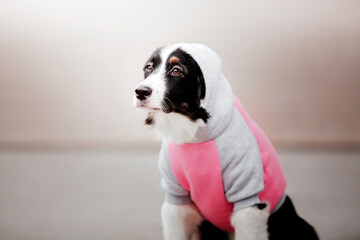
[134,43,233,143]
[134,45,210,124]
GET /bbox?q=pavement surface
[0,149,359,240]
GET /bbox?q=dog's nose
[135,85,152,100]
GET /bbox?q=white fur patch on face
[133,69,166,110]
[134,45,180,112]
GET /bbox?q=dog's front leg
[231,205,270,240]
[161,201,203,240]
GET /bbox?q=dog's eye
[171,68,181,76]
[145,64,153,71]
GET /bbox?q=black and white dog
[134,43,319,240]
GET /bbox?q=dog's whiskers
[163,97,174,113]
[122,93,136,109]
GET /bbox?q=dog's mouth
[141,106,161,111]
[135,100,162,111]
[138,104,161,111]
[134,96,174,113]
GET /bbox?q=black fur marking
[199,220,228,240]
[143,48,162,79]
[254,203,267,210]
[162,48,210,123]
[145,113,155,125]
[267,196,319,240]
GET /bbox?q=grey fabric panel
[165,193,193,205]
[158,140,192,204]
[215,108,264,210]
[233,194,260,211]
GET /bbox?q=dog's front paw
[162,201,203,240]
[231,204,270,240]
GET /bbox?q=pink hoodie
[158,43,286,232]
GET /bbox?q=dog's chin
[135,103,204,143]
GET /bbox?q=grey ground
[0,149,359,240]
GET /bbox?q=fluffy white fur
[161,201,203,240]
[153,112,205,143]
[162,202,269,240]
[231,206,270,240]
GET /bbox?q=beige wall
[0,1,359,149]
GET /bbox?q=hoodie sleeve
[158,140,192,205]
[216,109,264,211]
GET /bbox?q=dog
[133,43,319,240]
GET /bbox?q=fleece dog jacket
[158,43,286,232]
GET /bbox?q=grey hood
[171,43,234,143]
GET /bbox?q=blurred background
[0,1,359,239]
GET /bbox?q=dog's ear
[195,107,210,123]
[198,74,206,102]
[195,71,209,123]
[196,73,210,123]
